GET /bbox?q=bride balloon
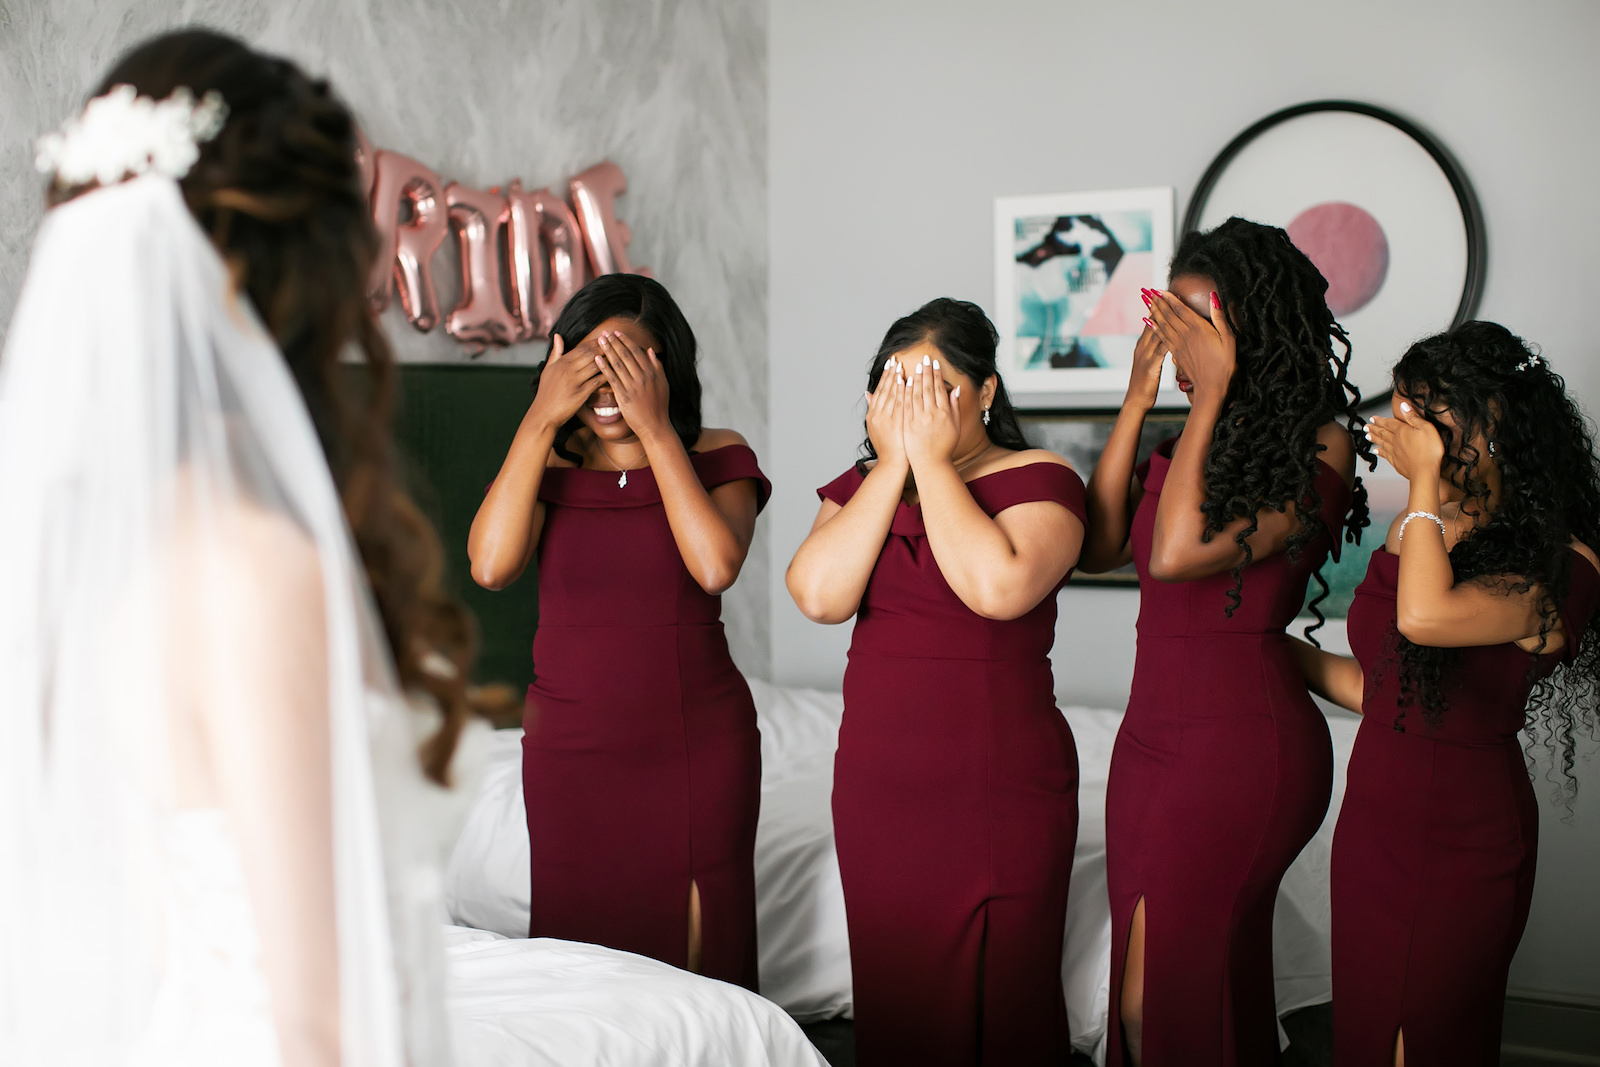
[0,31,493,1066]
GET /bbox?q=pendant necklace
[598,446,643,488]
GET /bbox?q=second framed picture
[994,186,1179,411]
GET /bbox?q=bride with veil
[0,29,501,1066]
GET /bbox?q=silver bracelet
[1398,510,1446,541]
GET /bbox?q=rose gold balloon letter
[568,161,650,278]
[369,151,449,331]
[507,179,588,341]
[443,183,520,346]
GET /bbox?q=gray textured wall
[0,0,771,675]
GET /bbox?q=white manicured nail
[933,360,941,370]
[916,363,924,374]
[1400,401,1411,413]
[952,386,961,400]
[923,354,931,366]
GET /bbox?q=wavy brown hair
[53,29,498,784]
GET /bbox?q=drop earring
[982,407,991,426]
[1487,440,1498,456]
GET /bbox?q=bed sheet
[443,682,1359,1062]
[444,926,827,1066]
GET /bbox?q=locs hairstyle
[78,29,499,784]
[1170,217,1375,638]
[856,297,1031,469]
[1387,322,1600,801]
[534,273,703,464]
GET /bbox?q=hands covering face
[530,332,603,431]
[1141,288,1236,402]
[1365,400,1446,483]
[593,328,672,440]
[865,353,966,471]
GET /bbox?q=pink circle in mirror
[1287,201,1390,316]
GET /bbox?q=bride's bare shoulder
[168,500,327,630]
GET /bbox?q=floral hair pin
[35,84,229,187]
[1516,353,1543,372]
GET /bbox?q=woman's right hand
[528,334,603,432]
[865,357,908,470]
[1124,312,1168,411]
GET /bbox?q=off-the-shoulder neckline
[1148,436,1349,487]
[857,459,1075,511]
[548,441,751,474]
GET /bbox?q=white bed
[443,926,827,1066]
[444,680,1359,1063]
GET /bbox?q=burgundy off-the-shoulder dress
[1332,546,1600,1065]
[1106,438,1353,1066]
[522,444,770,990]
[820,460,1088,1066]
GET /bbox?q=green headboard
[388,364,541,694]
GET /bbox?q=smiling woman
[466,273,771,989]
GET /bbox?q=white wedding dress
[132,810,281,1067]
[127,696,489,1067]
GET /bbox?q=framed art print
[1183,101,1485,412]
[1019,411,1187,586]
[995,186,1178,411]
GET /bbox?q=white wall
[0,0,772,674]
[769,0,1600,1003]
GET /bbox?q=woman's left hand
[596,330,673,440]
[1147,289,1236,402]
[1365,401,1444,482]
[902,354,963,471]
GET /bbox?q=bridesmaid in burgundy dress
[1293,322,1600,1067]
[1080,219,1370,1066]
[468,274,769,988]
[787,299,1086,1065]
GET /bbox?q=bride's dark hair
[65,29,497,784]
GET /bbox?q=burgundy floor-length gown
[1332,547,1600,1065]
[1106,439,1354,1067]
[522,444,770,989]
[822,460,1087,1067]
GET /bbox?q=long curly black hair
[1386,322,1600,801]
[1171,217,1375,639]
[855,298,1032,469]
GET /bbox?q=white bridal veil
[0,175,447,1064]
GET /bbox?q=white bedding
[444,681,1359,1063]
[445,926,827,1066]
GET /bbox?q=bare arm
[468,334,601,589]
[1080,317,1164,573]
[901,357,1081,618]
[917,461,1083,619]
[191,519,338,1067]
[787,471,905,623]
[598,332,758,594]
[787,365,910,624]
[1288,636,1364,713]
[1368,404,1589,650]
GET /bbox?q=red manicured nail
[1140,291,1152,308]
[1210,291,1221,309]
[1142,317,1156,330]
